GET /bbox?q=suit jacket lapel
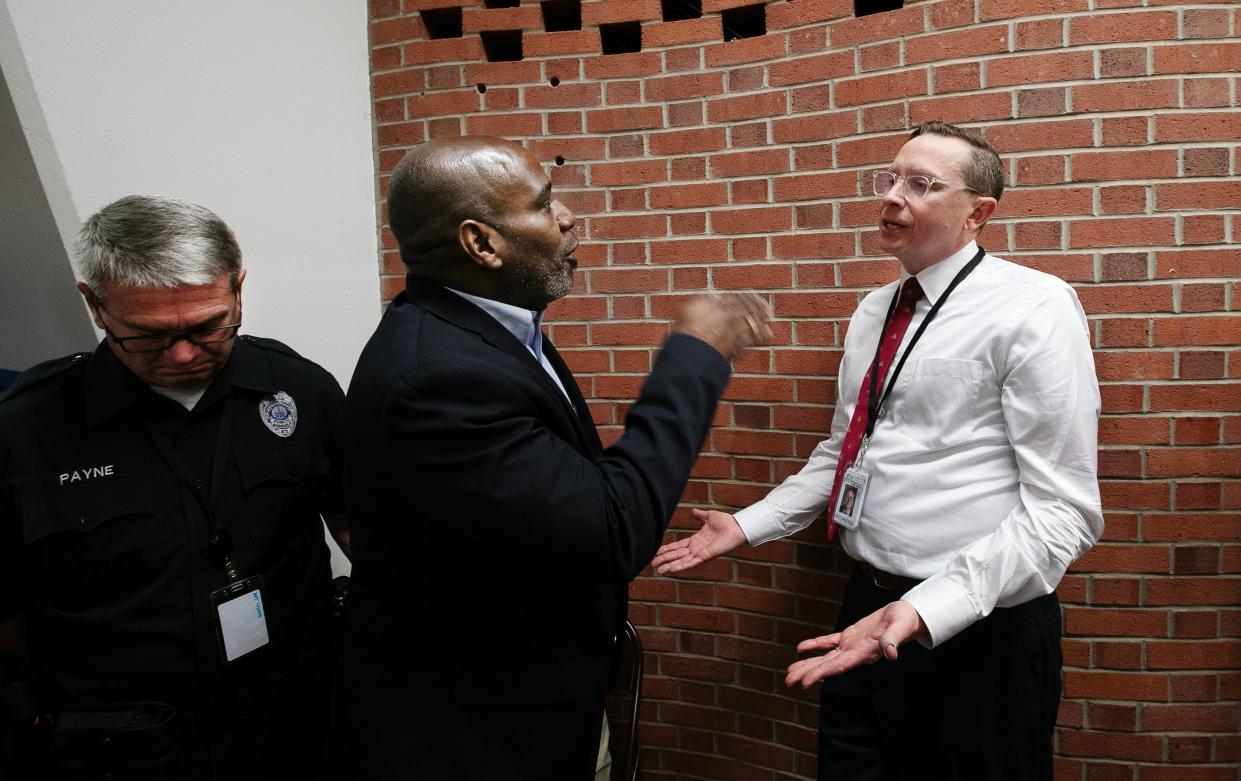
[405,277,591,449]
[543,339,603,456]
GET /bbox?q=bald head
[387,136,580,309]
[388,136,532,268]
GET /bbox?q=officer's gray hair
[76,195,242,300]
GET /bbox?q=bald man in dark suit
[331,136,770,780]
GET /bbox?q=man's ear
[458,220,504,271]
[965,196,998,233]
[76,282,106,329]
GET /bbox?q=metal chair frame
[610,619,643,781]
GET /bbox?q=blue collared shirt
[445,287,573,405]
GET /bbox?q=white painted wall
[1,0,380,387]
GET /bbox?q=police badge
[259,391,298,438]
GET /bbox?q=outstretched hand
[651,508,747,575]
[784,600,926,688]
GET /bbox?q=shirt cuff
[901,575,979,648]
[733,501,783,546]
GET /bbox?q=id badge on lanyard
[211,575,270,662]
[834,437,873,531]
[834,466,869,530]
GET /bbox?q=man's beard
[507,241,573,308]
[537,257,573,302]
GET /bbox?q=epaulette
[0,352,90,404]
[239,334,314,366]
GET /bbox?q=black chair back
[606,620,643,781]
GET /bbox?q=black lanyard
[863,246,986,439]
[140,399,237,576]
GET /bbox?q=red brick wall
[368,0,1241,777]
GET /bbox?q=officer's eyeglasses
[103,321,242,353]
[873,171,978,199]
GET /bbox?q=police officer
[0,195,348,779]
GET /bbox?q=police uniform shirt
[0,334,343,709]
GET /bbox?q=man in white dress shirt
[653,120,1102,780]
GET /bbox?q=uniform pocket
[20,476,157,595]
[894,357,985,450]
[235,442,330,553]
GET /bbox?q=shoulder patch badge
[259,391,298,438]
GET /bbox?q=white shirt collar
[900,241,981,305]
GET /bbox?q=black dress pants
[332,687,605,781]
[818,570,1063,781]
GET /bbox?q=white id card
[211,577,270,663]
[833,466,870,531]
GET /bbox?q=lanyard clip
[222,557,241,584]
[855,435,871,467]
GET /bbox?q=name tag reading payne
[210,577,270,663]
[833,466,870,531]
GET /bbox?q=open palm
[651,508,747,575]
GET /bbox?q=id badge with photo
[210,576,269,663]
[833,466,870,531]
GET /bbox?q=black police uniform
[0,335,344,780]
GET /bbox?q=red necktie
[826,277,923,540]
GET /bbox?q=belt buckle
[860,561,901,591]
[872,568,895,591]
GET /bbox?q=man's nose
[163,337,202,364]
[553,199,576,232]
[880,183,906,209]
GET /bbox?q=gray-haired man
[0,195,347,779]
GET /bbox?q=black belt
[853,560,921,594]
[181,679,286,736]
[181,641,331,737]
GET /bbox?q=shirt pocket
[894,357,985,450]
[235,442,330,554]
[19,476,158,596]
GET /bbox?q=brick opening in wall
[540,0,581,32]
[661,0,702,22]
[854,0,903,16]
[480,29,522,62]
[483,0,520,8]
[419,7,462,40]
[599,21,641,55]
[722,3,765,41]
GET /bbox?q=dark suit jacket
[331,278,730,778]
